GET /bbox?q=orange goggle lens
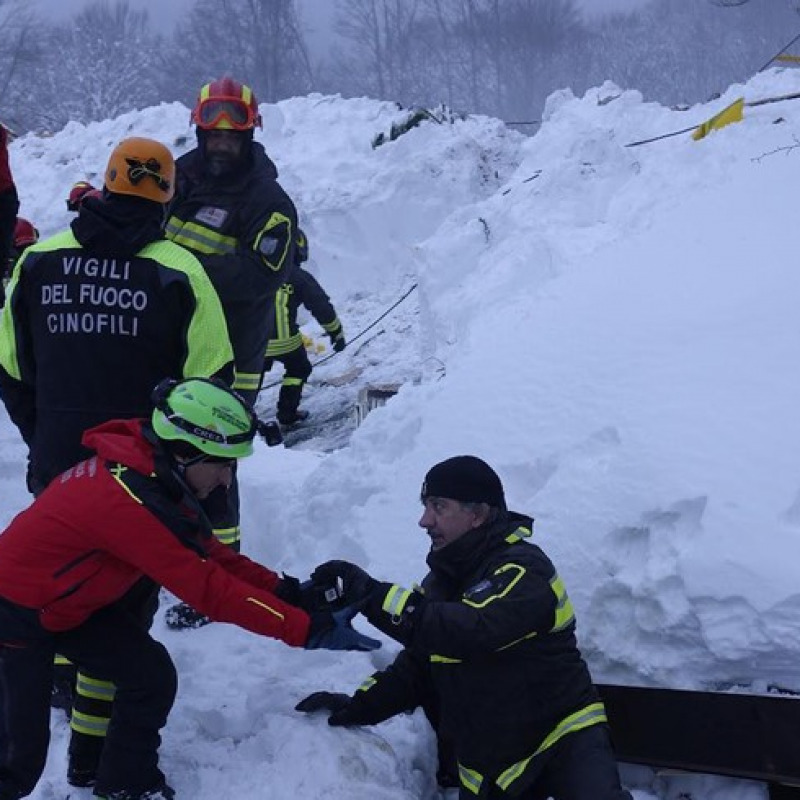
[195,98,258,130]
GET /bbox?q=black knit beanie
[421,455,507,510]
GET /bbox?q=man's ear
[471,503,491,529]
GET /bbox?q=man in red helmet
[66,180,103,212]
[164,76,300,627]
[0,124,19,308]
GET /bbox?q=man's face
[203,130,246,177]
[183,458,234,499]
[418,496,484,551]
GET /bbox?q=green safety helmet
[151,377,256,459]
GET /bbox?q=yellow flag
[692,98,745,141]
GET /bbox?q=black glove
[304,605,381,652]
[310,560,378,609]
[295,691,367,727]
[277,573,346,613]
[329,330,346,352]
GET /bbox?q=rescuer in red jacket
[0,377,378,800]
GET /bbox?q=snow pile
[6,66,800,799]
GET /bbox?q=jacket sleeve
[0,256,37,445]
[364,554,565,660]
[93,477,310,647]
[295,268,340,332]
[345,647,432,724]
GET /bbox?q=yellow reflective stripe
[382,585,412,616]
[234,371,261,391]
[282,377,303,388]
[497,629,538,652]
[550,573,575,632]
[165,218,237,255]
[242,85,252,105]
[274,285,292,340]
[110,467,143,505]
[322,317,342,334]
[70,710,110,737]
[213,526,240,546]
[496,703,607,792]
[254,212,291,272]
[462,563,525,609]
[430,654,462,664]
[54,654,73,666]
[265,333,303,357]
[200,83,211,101]
[357,676,376,692]
[458,764,483,795]
[138,239,233,379]
[505,525,532,544]
[245,596,285,619]
[0,230,79,380]
[76,673,116,701]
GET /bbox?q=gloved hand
[310,560,378,609]
[295,691,365,726]
[329,330,346,353]
[304,605,381,652]
[277,573,346,613]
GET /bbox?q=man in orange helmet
[0,136,235,792]
[164,76,299,627]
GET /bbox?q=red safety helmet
[13,217,39,249]
[67,181,101,211]
[191,77,262,132]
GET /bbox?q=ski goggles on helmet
[194,97,261,131]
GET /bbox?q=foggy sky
[34,0,653,40]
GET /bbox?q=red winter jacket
[0,126,14,193]
[0,419,310,645]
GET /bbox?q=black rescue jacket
[0,194,233,490]
[348,512,606,797]
[165,142,298,403]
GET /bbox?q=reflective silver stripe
[266,332,303,357]
[234,371,261,391]
[381,584,412,616]
[458,764,483,795]
[165,218,237,255]
[213,526,240,546]
[496,703,607,792]
[550,574,575,632]
[70,710,110,737]
[76,673,116,701]
[357,676,376,692]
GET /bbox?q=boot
[277,408,309,427]
[164,601,211,630]
[68,733,104,787]
[93,782,175,800]
[277,383,307,427]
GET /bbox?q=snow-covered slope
[6,67,800,799]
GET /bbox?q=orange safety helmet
[191,77,262,131]
[104,137,175,203]
[13,217,39,249]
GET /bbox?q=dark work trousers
[68,578,161,782]
[480,724,632,800]
[0,599,176,799]
[264,344,313,419]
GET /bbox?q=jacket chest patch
[195,206,228,228]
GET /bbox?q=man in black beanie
[296,455,631,800]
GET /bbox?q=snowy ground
[5,67,800,799]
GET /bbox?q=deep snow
[4,66,800,799]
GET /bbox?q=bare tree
[161,0,312,106]
[29,0,162,129]
[0,0,45,131]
